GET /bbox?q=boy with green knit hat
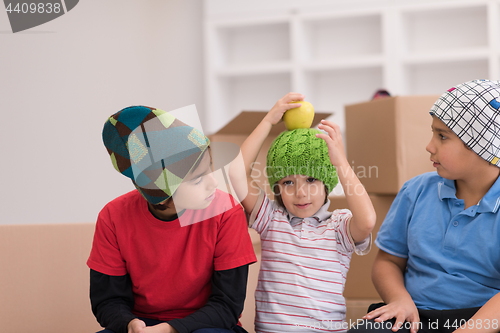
[229,92,377,332]
[87,105,256,333]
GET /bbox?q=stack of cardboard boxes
[335,95,440,321]
[208,96,440,329]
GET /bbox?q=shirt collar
[478,174,500,213]
[438,175,500,213]
[438,178,457,200]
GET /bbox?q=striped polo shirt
[249,190,371,333]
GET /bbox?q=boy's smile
[276,174,326,218]
[295,203,311,209]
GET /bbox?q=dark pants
[97,317,249,333]
[348,303,482,333]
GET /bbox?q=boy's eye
[282,180,293,186]
[439,134,447,140]
[307,177,317,183]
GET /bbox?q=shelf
[401,4,488,54]
[301,67,384,132]
[402,48,490,65]
[404,59,489,95]
[216,73,291,128]
[496,55,500,79]
[302,55,384,71]
[214,20,291,66]
[299,13,382,62]
[216,61,292,77]
[205,0,500,134]
[496,2,500,53]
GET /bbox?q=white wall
[0,0,204,224]
[2,0,492,224]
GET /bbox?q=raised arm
[229,92,304,215]
[316,119,376,243]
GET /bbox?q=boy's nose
[296,184,307,198]
[426,139,435,154]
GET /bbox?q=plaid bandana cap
[102,106,210,204]
[430,79,500,167]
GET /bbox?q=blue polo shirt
[375,171,500,310]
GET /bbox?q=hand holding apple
[264,92,305,126]
[283,101,315,130]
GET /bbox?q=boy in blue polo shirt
[349,80,500,333]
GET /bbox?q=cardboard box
[209,111,332,198]
[345,96,440,194]
[346,299,381,323]
[329,193,396,299]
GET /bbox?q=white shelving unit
[204,0,500,135]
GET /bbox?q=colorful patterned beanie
[430,79,500,167]
[102,106,210,204]
[266,128,338,193]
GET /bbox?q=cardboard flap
[214,111,333,135]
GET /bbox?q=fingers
[362,307,420,333]
[317,124,334,139]
[285,102,301,110]
[373,311,397,323]
[282,93,305,110]
[318,119,341,132]
[392,314,406,332]
[317,120,342,143]
[315,133,334,156]
[363,306,404,331]
[363,305,389,321]
[273,92,304,113]
[280,92,304,110]
[267,93,305,125]
[391,316,420,333]
[315,132,329,143]
[282,92,304,103]
[409,314,421,333]
[128,318,146,333]
[410,321,419,333]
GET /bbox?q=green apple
[283,101,315,130]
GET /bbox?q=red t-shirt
[87,189,256,320]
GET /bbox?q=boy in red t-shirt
[88,106,256,333]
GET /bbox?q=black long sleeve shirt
[90,264,249,333]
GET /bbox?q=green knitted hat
[266,128,338,193]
